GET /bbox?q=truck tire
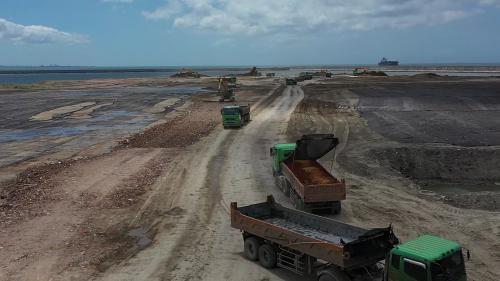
[258,244,277,269]
[331,201,341,215]
[244,237,260,261]
[318,268,350,281]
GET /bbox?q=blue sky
[1,0,500,66]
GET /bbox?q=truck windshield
[222,108,239,115]
[431,251,466,281]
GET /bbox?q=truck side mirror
[467,250,470,261]
[270,148,276,156]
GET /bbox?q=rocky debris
[100,157,168,209]
[121,101,219,148]
[171,69,208,78]
[0,160,73,226]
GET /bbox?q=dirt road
[94,85,303,281]
[2,77,499,281]
[99,82,499,281]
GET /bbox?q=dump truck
[299,72,314,80]
[353,68,369,76]
[221,105,250,129]
[231,196,469,281]
[270,134,346,214]
[286,78,298,85]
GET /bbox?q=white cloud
[0,18,89,44]
[142,0,182,20]
[143,0,499,35]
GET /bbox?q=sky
[1,0,500,66]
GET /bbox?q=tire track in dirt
[158,84,290,281]
[293,82,500,281]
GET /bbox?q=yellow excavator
[218,77,237,102]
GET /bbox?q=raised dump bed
[271,134,346,213]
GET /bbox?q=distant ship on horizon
[378,57,399,66]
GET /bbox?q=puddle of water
[0,109,158,143]
[127,227,153,249]
[91,110,139,122]
[0,127,92,142]
[154,86,211,95]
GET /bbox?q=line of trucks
[230,134,470,281]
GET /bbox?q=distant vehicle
[379,57,399,66]
[231,196,469,281]
[217,77,237,102]
[221,105,250,129]
[299,72,313,80]
[266,73,276,77]
[270,134,346,214]
[353,68,369,76]
[285,78,297,85]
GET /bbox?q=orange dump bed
[282,159,345,203]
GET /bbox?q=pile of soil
[171,69,208,78]
[239,67,261,77]
[0,160,74,226]
[413,73,442,78]
[359,70,388,77]
[121,100,220,148]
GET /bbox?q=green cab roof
[223,105,240,109]
[394,235,461,262]
[274,143,297,150]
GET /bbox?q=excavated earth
[1,75,499,281]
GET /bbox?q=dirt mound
[171,69,208,78]
[239,67,261,77]
[121,101,219,148]
[413,72,442,78]
[359,70,388,77]
[0,160,71,226]
[371,145,500,210]
[372,146,500,181]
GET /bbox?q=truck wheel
[318,268,350,281]
[244,237,260,261]
[331,201,341,215]
[258,244,277,269]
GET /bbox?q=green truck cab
[386,235,467,281]
[271,143,296,173]
[221,105,251,129]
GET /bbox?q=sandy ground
[1,75,499,281]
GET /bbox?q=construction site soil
[0,75,499,281]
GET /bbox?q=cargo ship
[378,57,399,66]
